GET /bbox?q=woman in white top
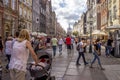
[5,36,13,70]
[58,36,64,55]
[9,29,38,80]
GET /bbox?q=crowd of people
[0,29,115,80]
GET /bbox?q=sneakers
[100,67,105,70]
[76,63,81,66]
[84,62,89,65]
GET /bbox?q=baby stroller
[28,49,55,80]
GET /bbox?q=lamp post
[89,15,93,53]
[89,21,92,53]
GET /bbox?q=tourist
[76,38,88,65]
[66,35,71,55]
[90,39,104,70]
[5,36,13,70]
[9,29,38,80]
[51,36,58,57]
[0,36,3,55]
[58,36,64,55]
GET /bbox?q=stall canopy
[106,25,120,30]
[92,30,107,35]
[32,32,37,36]
[39,33,47,36]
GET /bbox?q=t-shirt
[107,39,113,46]
[5,40,12,55]
[94,44,99,51]
[71,38,74,44]
[66,37,71,45]
[46,38,51,43]
[51,38,58,46]
[77,41,83,52]
[58,38,64,45]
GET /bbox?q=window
[24,10,27,17]
[23,0,26,3]
[12,0,15,10]
[113,0,116,3]
[113,6,117,19]
[19,7,22,15]
[109,0,112,3]
[109,10,112,22]
[4,0,9,5]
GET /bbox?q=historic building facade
[18,0,32,33]
[100,0,108,31]
[46,0,52,35]
[108,0,120,27]
[39,0,47,33]
[97,0,101,30]
[3,0,18,38]
[51,11,56,35]
[0,1,4,37]
[32,0,40,32]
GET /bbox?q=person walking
[46,36,51,48]
[71,38,74,49]
[106,37,113,57]
[9,29,38,80]
[90,39,104,70]
[66,35,71,55]
[76,38,88,66]
[5,36,13,70]
[51,36,58,57]
[0,36,3,55]
[58,36,64,56]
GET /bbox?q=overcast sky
[51,0,87,31]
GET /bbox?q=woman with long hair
[90,39,104,70]
[9,29,38,80]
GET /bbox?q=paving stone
[52,67,66,72]
[51,71,65,78]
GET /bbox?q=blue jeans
[91,51,101,66]
[76,52,87,64]
[58,45,62,53]
[6,54,11,69]
[52,46,57,56]
[106,46,112,56]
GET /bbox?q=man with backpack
[76,38,88,65]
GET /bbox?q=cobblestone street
[1,44,120,80]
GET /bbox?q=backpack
[76,44,80,51]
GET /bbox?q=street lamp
[89,22,92,53]
[89,15,93,53]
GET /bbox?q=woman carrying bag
[90,39,104,70]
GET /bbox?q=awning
[106,25,120,30]
[92,30,107,35]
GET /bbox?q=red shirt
[66,37,71,45]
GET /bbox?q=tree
[72,31,79,37]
